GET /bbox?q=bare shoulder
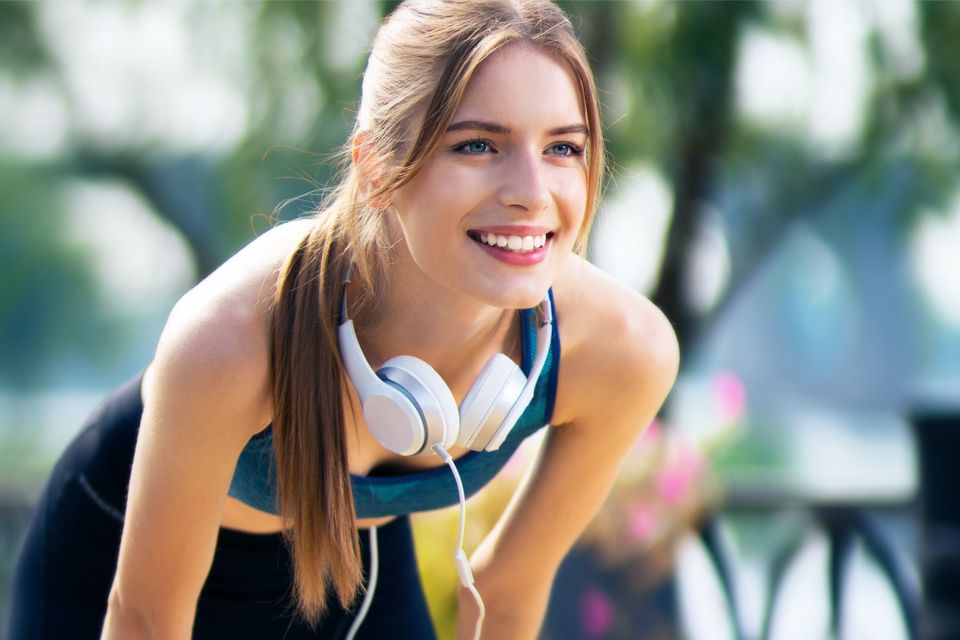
[144,218,315,437]
[549,254,679,430]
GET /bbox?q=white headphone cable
[344,526,379,640]
[432,444,486,640]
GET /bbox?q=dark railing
[698,495,920,640]
[695,407,960,640]
[912,410,960,640]
[0,493,33,633]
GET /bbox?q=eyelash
[454,140,494,154]
[550,142,584,157]
[452,139,585,157]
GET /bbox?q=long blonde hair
[269,0,606,623]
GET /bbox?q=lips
[465,228,554,267]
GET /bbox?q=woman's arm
[100,220,308,638]
[458,263,679,639]
[101,290,273,639]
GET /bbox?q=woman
[8,1,678,638]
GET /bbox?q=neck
[349,280,520,389]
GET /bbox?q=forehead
[451,42,585,129]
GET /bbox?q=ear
[352,131,392,209]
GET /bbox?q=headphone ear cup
[360,383,429,456]
[457,353,526,450]
[377,355,460,452]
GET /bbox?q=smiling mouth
[466,230,553,253]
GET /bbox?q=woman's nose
[498,149,551,213]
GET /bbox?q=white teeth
[476,232,549,253]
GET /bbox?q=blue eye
[455,140,492,154]
[549,143,582,156]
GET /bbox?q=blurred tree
[920,2,960,124]
[2,0,959,388]
[0,165,113,389]
[0,1,48,76]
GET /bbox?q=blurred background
[2,0,959,638]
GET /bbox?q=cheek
[392,183,469,261]
[401,170,482,232]
[554,170,588,227]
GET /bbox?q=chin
[471,279,551,310]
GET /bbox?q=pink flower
[657,469,691,504]
[712,371,747,425]
[656,441,703,504]
[581,587,614,638]
[626,500,656,542]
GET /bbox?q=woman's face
[387,42,589,310]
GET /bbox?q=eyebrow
[446,120,589,137]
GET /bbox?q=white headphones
[337,276,553,457]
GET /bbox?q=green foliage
[5,0,957,382]
[0,164,114,389]
[0,1,49,77]
[920,2,960,122]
